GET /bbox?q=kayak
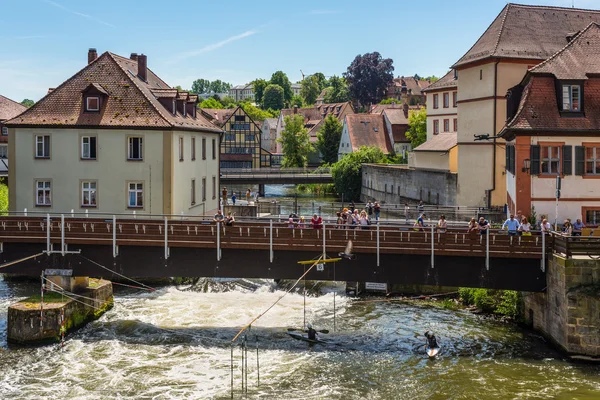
[426,346,441,358]
[287,332,328,345]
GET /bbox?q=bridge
[220,168,333,185]
[0,214,568,292]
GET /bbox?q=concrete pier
[7,278,113,344]
[523,254,600,357]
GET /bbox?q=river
[0,276,599,399]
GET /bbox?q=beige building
[5,49,222,216]
[228,84,255,102]
[422,70,457,141]
[452,3,600,207]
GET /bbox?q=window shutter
[511,145,516,173]
[90,137,97,159]
[505,145,510,172]
[530,145,541,175]
[562,145,572,175]
[575,146,585,176]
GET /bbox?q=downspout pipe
[489,59,500,209]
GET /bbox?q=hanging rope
[0,252,44,270]
[77,254,156,292]
[231,255,323,342]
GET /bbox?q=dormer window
[562,84,581,111]
[86,96,100,111]
[172,99,176,115]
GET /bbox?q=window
[212,176,216,199]
[191,137,196,160]
[202,177,206,201]
[541,146,561,175]
[453,118,458,132]
[506,144,515,174]
[433,120,439,135]
[81,136,97,159]
[585,146,600,175]
[433,94,439,109]
[235,115,245,122]
[128,182,143,207]
[36,180,51,206]
[35,135,50,158]
[1,127,7,136]
[212,138,216,160]
[0,145,7,158]
[225,133,236,141]
[245,134,255,141]
[191,179,196,205]
[562,84,581,111]
[128,137,143,160]
[86,96,100,112]
[453,92,458,107]
[443,93,449,108]
[480,69,483,80]
[585,208,600,224]
[202,137,206,160]
[81,181,97,207]
[443,119,450,132]
[179,136,184,161]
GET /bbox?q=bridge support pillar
[522,254,600,358]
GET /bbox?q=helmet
[307,323,312,329]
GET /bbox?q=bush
[458,287,520,318]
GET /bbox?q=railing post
[60,214,65,256]
[269,219,273,263]
[486,230,490,270]
[430,224,434,268]
[322,221,326,260]
[377,222,380,267]
[216,221,221,261]
[164,216,169,261]
[541,231,546,272]
[46,213,51,253]
[113,215,117,257]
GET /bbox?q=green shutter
[530,145,540,175]
[575,146,585,176]
[505,145,510,172]
[562,145,572,175]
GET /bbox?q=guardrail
[551,232,600,258]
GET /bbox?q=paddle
[287,327,330,334]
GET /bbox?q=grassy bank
[458,288,520,318]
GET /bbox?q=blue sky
[1,0,598,102]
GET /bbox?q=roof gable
[422,70,457,92]
[0,95,27,121]
[345,114,393,154]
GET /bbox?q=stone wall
[361,164,457,205]
[522,255,600,357]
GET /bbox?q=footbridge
[220,168,332,185]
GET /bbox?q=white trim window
[0,145,7,159]
[191,179,196,205]
[36,180,51,206]
[1,127,7,136]
[81,181,97,207]
[541,146,560,175]
[35,135,50,158]
[128,137,143,160]
[128,182,143,208]
[81,136,97,159]
[562,84,581,111]
[86,96,100,111]
[179,136,184,161]
[585,146,600,175]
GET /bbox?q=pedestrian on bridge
[374,201,381,222]
[437,215,447,233]
[478,216,490,235]
[222,187,228,205]
[311,214,322,229]
[404,202,410,224]
[502,214,520,236]
[231,192,237,205]
[246,188,251,203]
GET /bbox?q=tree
[270,71,292,104]
[239,102,278,122]
[323,76,350,103]
[220,96,237,108]
[191,79,210,94]
[312,72,327,91]
[209,79,231,94]
[290,94,304,108]
[199,97,223,109]
[343,52,394,107]
[263,84,285,110]
[331,146,387,201]
[278,115,313,168]
[0,183,7,214]
[316,114,343,164]
[252,79,268,106]
[20,99,34,108]
[300,75,320,105]
[405,107,427,148]
[423,75,440,83]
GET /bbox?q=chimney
[293,105,298,114]
[214,112,219,121]
[88,48,97,64]
[130,52,138,61]
[403,103,409,118]
[137,54,147,82]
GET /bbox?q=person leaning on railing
[572,219,585,237]
[437,215,447,233]
[517,217,532,236]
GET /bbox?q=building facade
[5,49,222,216]
[422,70,458,142]
[219,106,270,169]
[0,95,26,177]
[228,84,255,102]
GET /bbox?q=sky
[1,0,600,102]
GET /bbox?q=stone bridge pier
[523,254,600,358]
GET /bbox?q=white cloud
[168,30,257,64]
[41,0,115,28]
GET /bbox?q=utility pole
[555,176,561,231]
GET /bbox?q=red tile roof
[422,70,457,92]
[0,95,27,121]
[5,52,220,133]
[281,102,354,141]
[454,3,600,68]
[387,77,431,96]
[345,114,393,154]
[413,133,457,152]
[200,108,234,126]
[383,108,409,125]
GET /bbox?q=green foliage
[252,78,268,106]
[239,102,278,122]
[300,75,320,105]
[496,290,519,318]
[331,146,387,200]
[312,72,327,91]
[380,98,402,105]
[278,115,313,167]
[290,94,304,108]
[220,96,237,108]
[270,71,293,104]
[323,76,350,104]
[458,288,520,318]
[191,79,210,94]
[316,114,343,164]
[263,84,285,110]
[297,183,336,196]
[199,97,223,109]
[0,183,7,214]
[406,107,427,148]
[386,153,407,164]
[344,52,394,107]
[423,75,440,83]
[20,99,34,108]
[209,79,231,94]
[528,206,538,226]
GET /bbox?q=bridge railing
[551,232,600,258]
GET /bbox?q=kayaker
[307,323,318,340]
[424,331,438,349]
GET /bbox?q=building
[291,83,301,96]
[382,105,412,158]
[410,133,458,173]
[228,84,254,102]
[261,117,278,154]
[384,76,431,105]
[0,95,27,176]
[453,3,600,208]
[501,22,600,225]
[5,49,222,216]
[421,70,458,141]
[338,114,393,161]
